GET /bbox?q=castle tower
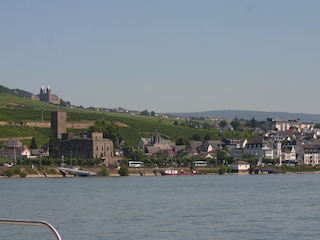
[51,111,67,146]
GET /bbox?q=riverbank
[1,166,320,178]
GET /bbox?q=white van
[128,161,145,168]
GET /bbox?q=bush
[218,166,226,175]
[100,165,110,176]
[4,169,13,177]
[19,171,27,177]
[198,168,218,174]
[118,165,129,176]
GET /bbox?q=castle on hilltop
[31,85,60,105]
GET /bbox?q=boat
[0,219,62,240]
[160,168,199,176]
[179,169,199,175]
[160,168,179,176]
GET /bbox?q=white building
[231,161,250,172]
[243,139,274,159]
[302,144,319,166]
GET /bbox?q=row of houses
[138,123,320,166]
[2,116,320,167]
[0,139,48,160]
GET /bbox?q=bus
[128,161,145,168]
[193,161,208,167]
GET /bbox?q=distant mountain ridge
[2,84,320,123]
[168,110,320,123]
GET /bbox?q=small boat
[160,168,199,176]
[160,168,179,176]
[0,219,62,240]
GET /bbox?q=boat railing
[0,219,62,240]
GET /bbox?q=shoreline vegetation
[1,166,320,178]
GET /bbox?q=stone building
[58,132,113,162]
[50,111,113,163]
[31,85,60,105]
[138,129,176,157]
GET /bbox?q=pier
[58,167,98,177]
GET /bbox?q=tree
[204,134,211,141]
[60,99,71,107]
[203,122,211,129]
[219,120,227,129]
[230,117,241,131]
[118,165,129,176]
[249,117,258,128]
[216,149,230,165]
[105,121,122,147]
[191,134,201,141]
[30,137,38,149]
[88,120,122,148]
[140,110,149,116]
[122,143,133,157]
[176,137,187,145]
[131,149,146,161]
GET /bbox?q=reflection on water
[0,174,320,240]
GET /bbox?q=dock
[58,167,98,177]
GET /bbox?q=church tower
[151,129,161,145]
[46,85,51,102]
[39,86,46,101]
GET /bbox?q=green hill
[0,92,229,148]
[0,85,34,98]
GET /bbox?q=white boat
[160,168,179,176]
[160,168,200,176]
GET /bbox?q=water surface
[1,174,319,240]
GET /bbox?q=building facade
[50,111,114,163]
[58,132,113,162]
[51,111,67,146]
[31,86,60,105]
[302,144,319,166]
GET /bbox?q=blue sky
[1,0,320,114]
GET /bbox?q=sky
[1,0,320,114]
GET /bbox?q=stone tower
[51,111,67,146]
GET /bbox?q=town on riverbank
[3,99,320,178]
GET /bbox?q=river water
[0,174,320,240]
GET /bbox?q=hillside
[0,92,226,148]
[2,84,320,123]
[0,85,34,98]
[1,86,320,150]
[168,110,320,123]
